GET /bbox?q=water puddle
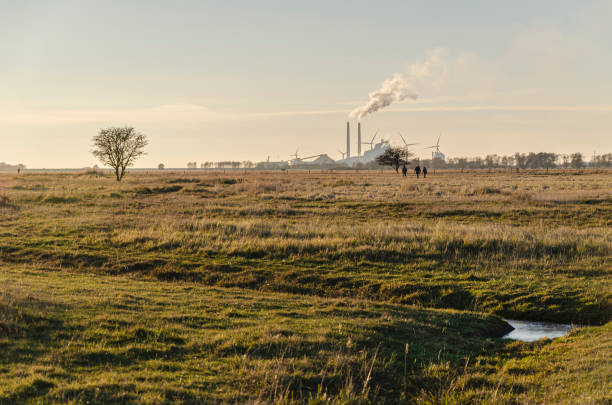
[502,319,574,342]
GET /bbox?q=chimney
[357,122,361,157]
[346,121,351,158]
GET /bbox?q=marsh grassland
[1,169,610,404]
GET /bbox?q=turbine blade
[371,130,378,143]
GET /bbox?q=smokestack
[358,122,361,157]
[346,121,351,158]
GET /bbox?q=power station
[275,122,445,168]
[336,121,390,166]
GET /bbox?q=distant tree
[187,162,197,169]
[570,153,584,169]
[591,153,612,168]
[456,158,468,172]
[485,154,500,171]
[470,157,484,169]
[375,147,410,173]
[561,154,570,168]
[526,152,538,169]
[539,152,557,171]
[500,156,509,170]
[91,126,148,182]
[506,155,516,170]
[431,157,445,172]
[158,163,165,170]
[514,153,527,170]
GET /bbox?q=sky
[1,0,611,168]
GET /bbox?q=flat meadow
[0,169,610,403]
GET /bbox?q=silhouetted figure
[415,165,421,179]
[17,168,21,174]
[402,165,407,177]
[422,167,427,178]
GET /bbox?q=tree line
[0,162,26,172]
[374,148,612,173]
[195,161,255,169]
[444,152,611,170]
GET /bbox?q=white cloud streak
[2,104,611,127]
[0,104,225,126]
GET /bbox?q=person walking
[402,165,407,177]
[422,166,428,178]
[415,165,421,179]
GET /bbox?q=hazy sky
[1,0,611,168]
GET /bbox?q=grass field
[1,169,610,403]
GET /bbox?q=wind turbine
[361,130,379,150]
[425,135,444,173]
[398,132,417,154]
[338,150,346,159]
[425,135,442,159]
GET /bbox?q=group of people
[402,164,427,178]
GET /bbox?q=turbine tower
[357,122,362,157]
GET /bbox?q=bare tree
[91,127,148,181]
[375,147,411,173]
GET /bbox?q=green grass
[1,266,609,404]
[0,170,610,403]
[0,266,513,404]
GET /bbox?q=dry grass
[0,169,610,403]
[1,169,610,323]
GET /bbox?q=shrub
[0,194,11,207]
[168,178,200,184]
[218,178,242,185]
[462,185,502,196]
[136,185,182,195]
[41,195,79,204]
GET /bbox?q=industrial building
[336,121,390,166]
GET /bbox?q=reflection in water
[502,319,574,342]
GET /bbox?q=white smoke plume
[349,73,418,119]
[350,49,448,119]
